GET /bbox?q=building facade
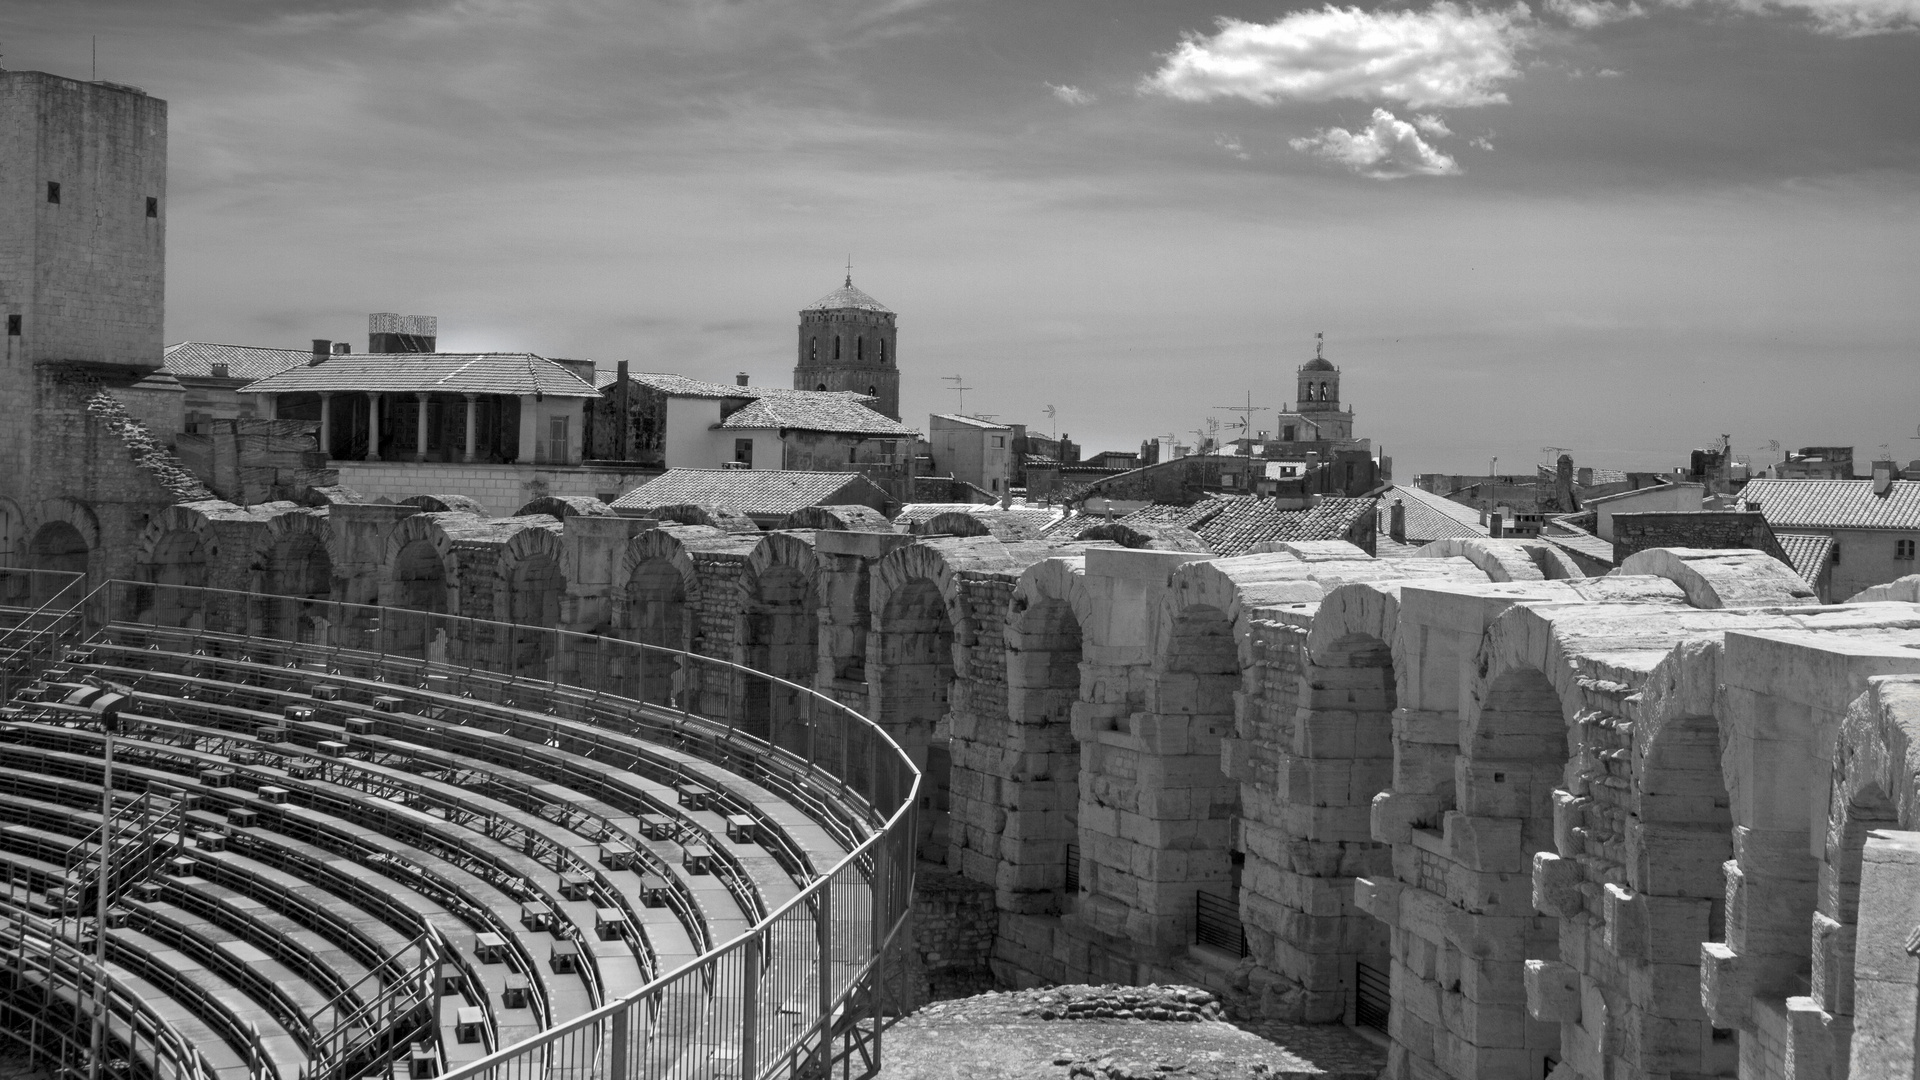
[793,276,900,420]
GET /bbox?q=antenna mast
[942,375,972,417]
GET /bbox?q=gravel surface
[876,985,1384,1080]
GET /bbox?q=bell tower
[794,273,900,420]
[1294,333,1353,442]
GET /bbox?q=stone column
[415,392,430,463]
[367,392,382,461]
[318,393,332,457]
[463,394,478,463]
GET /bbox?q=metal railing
[0,578,920,1080]
[1194,889,1248,959]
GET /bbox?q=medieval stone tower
[1294,336,1353,443]
[793,275,900,421]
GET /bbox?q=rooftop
[806,277,892,314]
[163,342,314,382]
[599,371,757,397]
[931,413,1012,430]
[1114,495,1375,557]
[1740,478,1920,531]
[720,394,918,436]
[1377,484,1491,543]
[1775,532,1837,585]
[240,353,600,398]
[611,468,888,518]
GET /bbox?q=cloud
[1049,83,1096,105]
[1413,113,1453,137]
[1290,108,1462,178]
[1215,133,1252,159]
[1471,133,1496,150]
[1596,66,1623,76]
[1742,0,1920,34]
[1141,4,1528,110]
[1543,0,1648,26]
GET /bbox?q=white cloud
[1290,107,1462,178]
[1141,4,1528,110]
[1215,133,1252,159]
[1596,67,1623,76]
[1544,0,1647,26]
[1413,113,1453,137]
[1744,0,1920,34]
[1471,133,1496,150]
[1049,83,1096,105]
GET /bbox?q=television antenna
[1043,404,1056,441]
[1212,392,1269,441]
[942,375,972,417]
[1541,446,1571,457]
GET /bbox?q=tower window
[46,182,60,204]
[809,338,817,361]
[6,315,19,336]
[146,196,158,218]
[856,338,864,362]
[817,383,827,391]
[834,337,841,360]
[867,385,876,396]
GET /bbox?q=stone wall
[1611,509,1788,566]
[334,460,660,516]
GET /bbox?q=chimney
[1577,466,1593,487]
[1489,511,1504,538]
[1873,460,1897,496]
[1389,498,1406,543]
[736,372,750,386]
[310,339,330,366]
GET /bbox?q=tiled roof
[1113,495,1372,557]
[1376,484,1489,543]
[1775,532,1836,583]
[1740,479,1920,531]
[722,394,918,436]
[604,371,757,397]
[163,342,312,381]
[240,353,600,397]
[807,278,891,313]
[611,469,883,517]
[931,414,1011,430]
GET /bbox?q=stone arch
[514,495,614,520]
[647,504,760,533]
[910,511,992,538]
[1073,521,1209,552]
[1410,537,1585,581]
[499,524,568,679]
[133,504,219,628]
[398,493,490,515]
[870,541,968,860]
[26,497,100,602]
[256,509,336,642]
[735,531,822,748]
[1617,547,1816,609]
[0,494,26,570]
[783,504,892,532]
[381,514,460,659]
[614,527,705,704]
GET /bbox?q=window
[546,415,570,464]
[733,439,754,468]
[816,383,827,391]
[856,338,864,361]
[46,182,60,204]
[990,478,999,492]
[879,340,887,363]
[1282,425,1296,441]
[833,337,841,360]
[867,385,876,396]
[146,196,157,218]
[809,338,818,361]
[992,435,1005,448]
[6,315,18,336]
[1833,544,1842,564]
[1899,539,1916,561]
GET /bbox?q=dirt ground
[873,986,1385,1080]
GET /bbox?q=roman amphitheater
[5,493,1920,1080]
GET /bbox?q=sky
[7,0,1918,475]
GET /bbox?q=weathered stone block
[1525,959,1581,1022]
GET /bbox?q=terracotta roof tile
[611,468,887,517]
[1774,532,1836,583]
[163,342,312,381]
[1740,479,1920,531]
[806,279,891,313]
[722,394,918,436]
[239,353,599,397]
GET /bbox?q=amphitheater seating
[0,617,877,1080]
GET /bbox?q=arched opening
[1090,603,1240,949]
[995,596,1083,914]
[507,552,566,680]
[266,535,333,642]
[138,530,207,628]
[1460,665,1566,1080]
[388,539,448,659]
[28,521,88,604]
[874,577,955,862]
[737,564,818,750]
[0,502,25,606]
[1633,715,1737,1078]
[1292,631,1397,1026]
[624,560,688,705]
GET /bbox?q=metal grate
[1064,842,1080,894]
[1194,889,1248,958]
[1355,961,1390,1032]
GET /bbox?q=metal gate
[1355,962,1390,1032]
